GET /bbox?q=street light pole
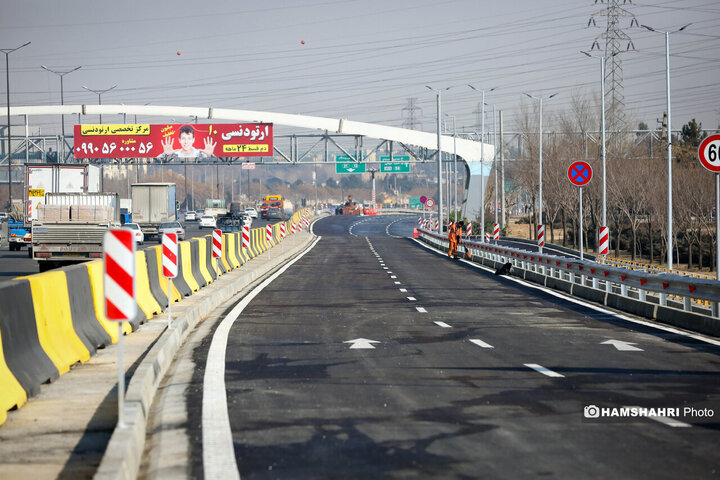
[524,92,558,254]
[426,85,451,230]
[582,51,610,259]
[82,84,117,124]
[41,65,81,162]
[2,41,30,210]
[468,85,495,241]
[642,23,690,271]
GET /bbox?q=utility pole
[588,0,639,149]
[82,84,117,124]
[500,110,506,230]
[2,41,30,210]
[41,65,81,163]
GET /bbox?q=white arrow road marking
[623,406,691,428]
[470,339,494,349]
[601,340,643,351]
[434,321,452,328]
[525,363,565,378]
[344,338,381,349]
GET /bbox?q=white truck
[131,183,177,241]
[14,164,100,253]
[31,192,120,272]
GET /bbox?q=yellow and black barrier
[0,210,314,425]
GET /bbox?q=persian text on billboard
[73,123,273,159]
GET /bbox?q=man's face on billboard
[179,131,195,152]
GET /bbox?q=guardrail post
[621,284,628,297]
[639,289,646,302]
[683,297,691,312]
[592,277,599,289]
[660,293,667,306]
[569,272,575,283]
[605,279,612,293]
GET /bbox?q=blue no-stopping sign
[568,161,593,187]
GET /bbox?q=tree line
[496,94,719,272]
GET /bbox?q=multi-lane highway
[147,214,720,479]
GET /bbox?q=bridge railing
[417,227,720,318]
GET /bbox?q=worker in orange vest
[448,221,458,259]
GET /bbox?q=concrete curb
[93,231,317,480]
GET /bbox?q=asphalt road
[185,214,720,479]
[0,218,272,280]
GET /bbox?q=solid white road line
[525,363,565,378]
[470,339,494,349]
[416,306,427,313]
[624,406,691,428]
[203,236,321,480]
[434,321,452,328]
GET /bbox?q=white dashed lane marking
[434,321,452,328]
[470,339,494,349]
[525,363,564,378]
[416,307,427,313]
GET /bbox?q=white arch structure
[8,104,493,220]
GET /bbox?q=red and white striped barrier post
[103,229,136,428]
[162,233,178,329]
[279,222,286,252]
[212,229,222,279]
[537,224,545,249]
[241,224,250,260]
[493,223,500,242]
[466,223,472,237]
[486,232,491,242]
[599,226,609,258]
[265,224,272,245]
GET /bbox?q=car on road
[0,212,8,222]
[244,207,258,219]
[158,221,185,242]
[198,215,216,229]
[123,222,145,245]
[184,210,197,222]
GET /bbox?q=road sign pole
[167,278,173,329]
[715,173,719,317]
[117,323,124,427]
[579,186,584,262]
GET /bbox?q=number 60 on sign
[698,135,720,173]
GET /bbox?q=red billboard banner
[73,123,273,159]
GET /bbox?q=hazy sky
[2,0,719,138]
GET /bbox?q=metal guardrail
[418,227,720,316]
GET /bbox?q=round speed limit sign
[698,135,720,173]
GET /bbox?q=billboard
[72,123,273,159]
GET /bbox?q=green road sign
[409,196,421,208]
[380,162,410,173]
[379,155,411,162]
[336,162,366,174]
